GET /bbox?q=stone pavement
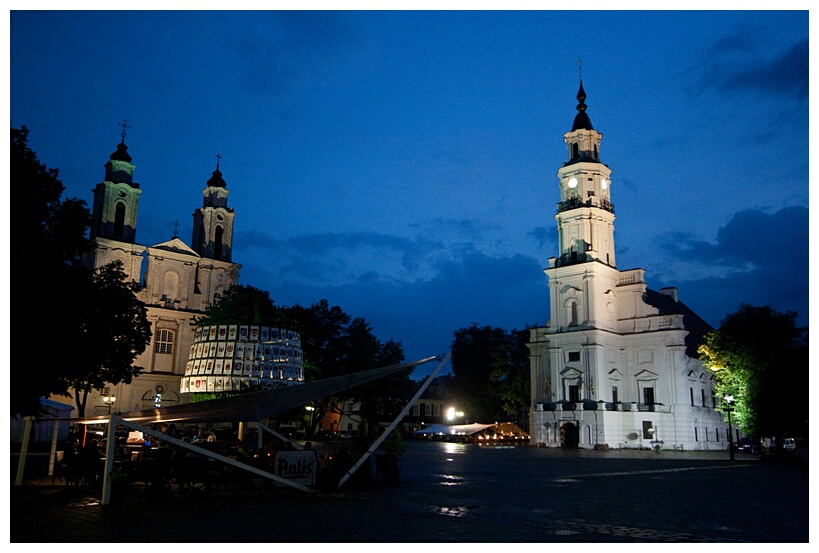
[10,441,809,543]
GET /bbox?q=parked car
[768,438,798,454]
[735,437,763,453]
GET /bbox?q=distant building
[527,81,729,451]
[55,136,241,416]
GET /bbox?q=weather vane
[118,119,131,142]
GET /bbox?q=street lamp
[723,395,735,461]
[103,395,116,415]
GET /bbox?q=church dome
[109,141,133,163]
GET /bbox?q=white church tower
[528,79,730,451]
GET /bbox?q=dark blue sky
[10,10,810,379]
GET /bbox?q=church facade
[527,82,729,451]
[76,137,241,416]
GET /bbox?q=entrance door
[560,422,579,449]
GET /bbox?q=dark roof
[643,288,714,358]
[571,79,594,131]
[109,141,132,163]
[207,167,227,188]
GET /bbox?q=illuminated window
[155,329,174,354]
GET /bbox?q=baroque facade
[70,136,241,416]
[527,81,729,451]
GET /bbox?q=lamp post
[103,395,116,415]
[723,395,735,461]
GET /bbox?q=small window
[643,387,655,405]
[155,329,174,355]
[642,421,654,440]
[690,387,695,406]
[612,386,618,404]
[568,351,581,362]
[695,427,699,442]
[701,389,707,407]
[568,385,581,402]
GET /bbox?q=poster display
[183,323,304,395]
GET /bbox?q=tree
[12,127,151,417]
[63,261,152,417]
[450,324,531,422]
[195,284,284,328]
[698,304,807,453]
[194,287,408,433]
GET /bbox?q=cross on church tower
[215,153,222,170]
[172,220,180,238]
[118,119,131,142]
[578,59,583,78]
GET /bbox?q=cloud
[695,34,808,99]
[656,206,808,326]
[240,249,550,369]
[661,206,808,269]
[232,12,369,99]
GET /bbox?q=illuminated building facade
[70,135,241,415]
[527,81,729,451]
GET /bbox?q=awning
[114,356,442,425]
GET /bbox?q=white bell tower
[554,79,616,268]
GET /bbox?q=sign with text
[274,450,317,487]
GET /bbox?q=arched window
[155,329,174,354]
[113,202,126,238]
[214,225,224,259]
[571,143,579,159]
[566,299,579,326]
[162,271,179,302]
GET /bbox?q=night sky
[10,9,810,379]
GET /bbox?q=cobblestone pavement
[10,441,809,543]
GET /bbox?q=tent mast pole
[337,352,451,489]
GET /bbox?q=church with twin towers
[527,79,729,451]
[80,124,241,415]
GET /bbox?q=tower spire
[571,74,594,131]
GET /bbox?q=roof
[413,422,529,437]
[571,79,594,131]
[643,288,714,357]
[114,356,441,425]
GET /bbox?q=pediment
[607,369,623,380]
[560,367,583,379]
[148,237,200,257]
[635,369,659,381]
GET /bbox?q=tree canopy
[450,324,531,422]
[63,261,152,417]
[11,127,151,417]
[698,304,808,447]
[195,285,408,434]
